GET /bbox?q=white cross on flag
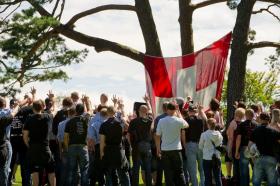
[144,33,232,114]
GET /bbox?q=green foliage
[222,69,280,106]
[0,7,88,95]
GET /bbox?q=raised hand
[112,94,118,105]
[47,90,54,99]
[30,86,36,95]
[143,93,150,103]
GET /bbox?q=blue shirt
[57,118,70,142]
[87,113,106,144]
[0,108,12,139]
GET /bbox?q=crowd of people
[0,88,280,186]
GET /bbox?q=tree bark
[226,0,256,124]
[135,0,162,56]
[178,0,194,55]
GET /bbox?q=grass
[13,161,255,185]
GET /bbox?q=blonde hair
[207,118,217,130]
[271,109,280,124]
[235,108,245,120]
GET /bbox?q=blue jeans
[253,156,278,186]
[203,159,222,186]
[0,141,12,186]
[239,147,251,186]
[66,145,89,186]
[185,142,204,186]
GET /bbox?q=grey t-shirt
[156,116,188,151]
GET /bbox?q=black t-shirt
[251,124,280,157]
[10,106,33,137]
[185,115,204,143]
[52,109,68,135]
[128,117,153,146]
[24,113,52,147]
[236,119,257,147]
[64,115,89,145]
[99,117,123,147]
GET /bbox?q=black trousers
[162,150,186,186]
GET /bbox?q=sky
[8,0,280,113]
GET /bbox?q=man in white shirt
[155,102,189,186]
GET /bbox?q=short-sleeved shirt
[52,109,68,136]
[57,118,70,142]
[99,117,123,147]
[0,115,13,144]
[236,119,257,147]
[64,115,89,145]
[156,116,188,151]
[153,113,168,134]
[251,124,280,157]
[10,106,33,138]
[24,113,52,147]
[87,113,106,144]
[128,117,153,146]
[185,115,204,143]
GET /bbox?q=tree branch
[23,30,56,64]
[55,25,144,63]
[28,0,144,63]
[66,4,136,26]
[252,4,280,21]
[193,0,226,9]
[247,41,280,50]
[0,0,22,5]
[258,0,280,4]
[51,0,60,16]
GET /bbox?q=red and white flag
[144,33,232,114]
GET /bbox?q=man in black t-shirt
[64,104,89,186]
[128,105,153,186]
[234,109,257,186]
[249,112,280,186]
[100,106,130,186]
[182,105,204,186]
[23,100,55,186]
[9,106,33,186]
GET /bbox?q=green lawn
[13,162,255,185]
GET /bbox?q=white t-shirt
[156,116,188,151]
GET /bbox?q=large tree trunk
[135,0,162,56]
[226,0,256,124]
[178,0,194,55]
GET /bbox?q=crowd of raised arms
[0,87,280,186]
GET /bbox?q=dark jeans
[90,145,105,186]
[162,150,186,186]
[105,168,130,186]
[203,159,222,186]
[131,144,152,186]
[49,140,60,185]
[8,137,31,186]
[233,157,240,186]
[155,157,163,186]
